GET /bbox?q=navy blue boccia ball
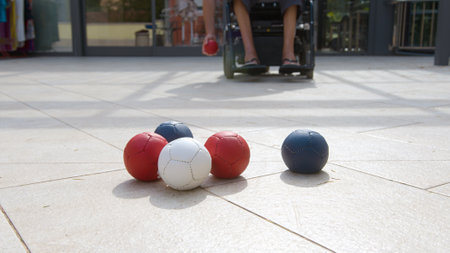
[155,121,193,143]
[281,130,329,174]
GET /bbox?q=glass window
[85,0,152,47]
[317,0,370,53]
[32,0,72,52]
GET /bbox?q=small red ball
[205,131,250,179]
[204,40,218,55]
[123,132,168,181]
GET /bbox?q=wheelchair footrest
[234,65,268,75]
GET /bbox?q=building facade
[1,0,441,56]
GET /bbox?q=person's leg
[233,0,259,64]
[282,4,298,65]
[202,0,217,56]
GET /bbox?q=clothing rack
[0,0,35,57]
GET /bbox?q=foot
[279,58,302,75]
[243,58,260,66]
[281,58,300,67]
[238,58,267,75]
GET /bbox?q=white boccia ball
[158,137,212,190]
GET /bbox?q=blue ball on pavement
[155,121,193,143]
[281,130,329,174]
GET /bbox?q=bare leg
[282,5,299,64]
[233,0,258,63]
[202,0,217,56]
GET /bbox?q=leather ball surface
[205,131,250,179]
[123,132,168,181]
[155,121,193,143]
[281,130,329,174]
[204,40,218,55]
[158,138,211,190]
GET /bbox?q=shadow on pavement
[112,179,165,199]
[279,170,330,187]
[148,187,209,210]
[202,176,248,195]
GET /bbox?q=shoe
[279,58,302,75]
[238,58,267,75]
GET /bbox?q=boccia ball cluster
[123,121,251,191]
[124,120,329,191]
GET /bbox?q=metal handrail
[392,0,438,53]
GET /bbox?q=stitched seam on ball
[232,137,245,165]
[283,144,296,154]
[142,134,152,152]
[170,159,190,163]
[189,148,202,180]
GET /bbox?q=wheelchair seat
[250,2,284,34]
[250,1,283,21]
[223,0,315,79]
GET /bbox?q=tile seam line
[202,188,336,253]
[0,91,123,152]
[356,122,422,134]
[0,205,32,253]
[330,162,450,198]
[0,169,125,190]
[426,102,450,109]
[360,132,450,152]
[426,182,450,190]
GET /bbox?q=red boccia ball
[205,131,250,179]
[123,132,168,181]
[204,40,218,55]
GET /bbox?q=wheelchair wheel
[305,70,314,79]
[223,45,234,79]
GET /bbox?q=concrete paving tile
[0,93,123,164]
[364,120,450,151]
[0,171,329,253]
[333,161,450,189]
[0,163,122,189]
[206,164,450,252]
[0,124,122,163]
[154,108,295,132]
[253,102,421,133]
[241,125,450,162]
[0,209,26,253]
[201,142,285,188]
[429,183,450,197]
[241,125,342,149]
[330,132,450,162]
[387,88,450,108]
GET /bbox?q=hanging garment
[0,1,11,51]
[0,0,7,23]
[16,0,25,44]
[9,0,18,50]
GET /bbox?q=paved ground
[0,56,449,252]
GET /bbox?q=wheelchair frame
[222,0,315,79]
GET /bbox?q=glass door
[83,0,213,55]
[85,0,153,47]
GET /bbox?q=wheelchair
[222,0,315,79]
